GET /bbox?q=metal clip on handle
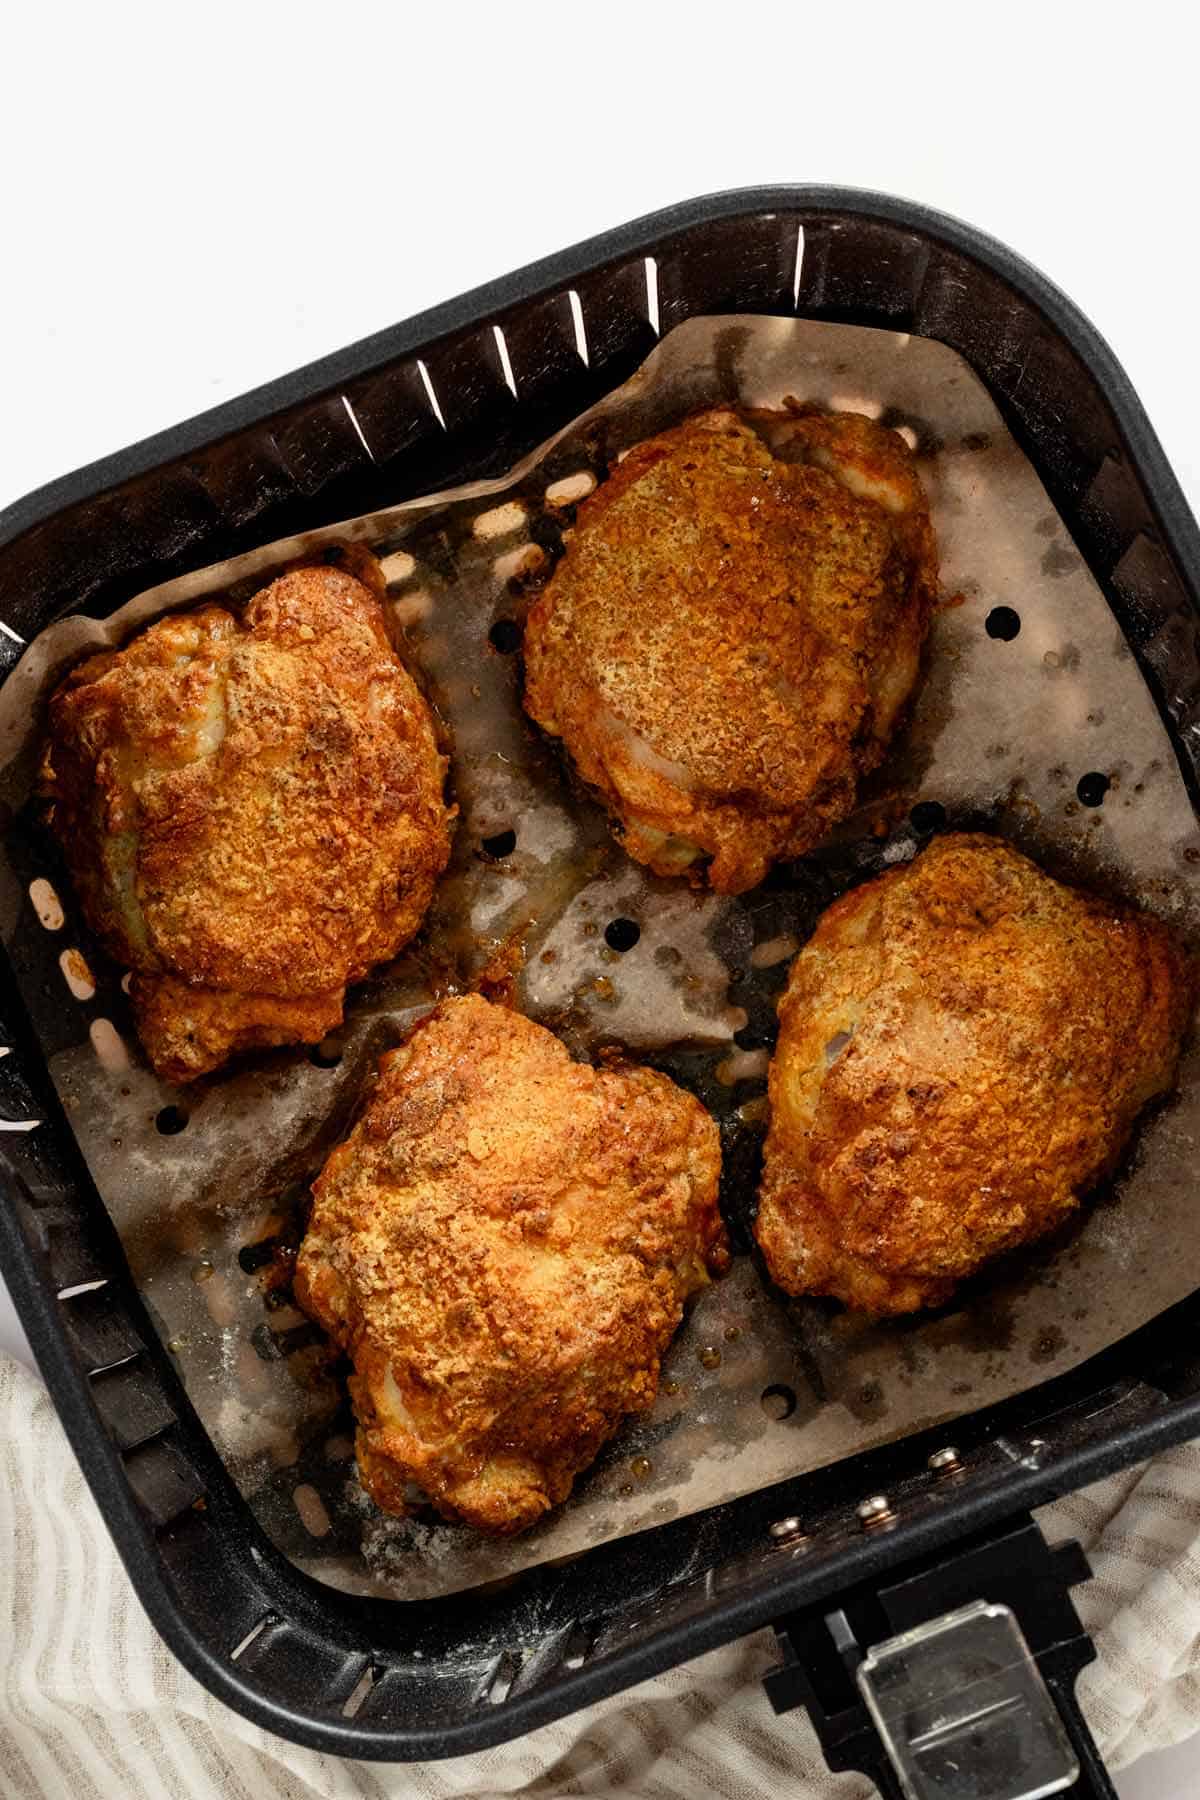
[765,1514,1116,1799]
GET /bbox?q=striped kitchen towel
[2,1352,1199,1799]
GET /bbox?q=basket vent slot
[91,1359,178,1451]
[57,1278,109,1300]
[341,1662,380,1719]
[492,325,518,398]
[480,1649,522,1706]
[339,395,376,463]
[561,1620,598,1672]
[643,257,660,336]
[792,224,806,306]
[123,1435,207,1526]
[229,1614,276,1662]
[416,358,447,431]
[0,1112,41,1134]
[567,288,589,366]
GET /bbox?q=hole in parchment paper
[488,618,522,654]
[293,1482,332,1538]
[473,500,527,541]
[545,471,596,508]
[985,605,1021,641]
[322,545,345,565]
[761,1384,797,1421]
[310,1035,343,1069]
[910,801,947,834]
[89,1017,130,1072]
[481,828,517,859]
[59,947,96,1000]
[1077,772,1111,807]
[251,1322,285,1362]
[28,877,64,930]
[155,1105,189,1136]
[238,1239,277,1274]
[735,1006,778,1052]
[604,918,641,952]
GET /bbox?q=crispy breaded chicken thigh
[523,407,937,894]
[756,834,1193,1315]
[294,994,728,1534]
[42,558,452,1082]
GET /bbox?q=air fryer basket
[2,187,1200,1763]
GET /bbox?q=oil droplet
[191,1260,215,1283]
[723,1325,741,1343]
[663,1380,681,1397]
[630,1456,653,1481]
[167,1338,185,1353]
[618,1482,634,1497]
[699,1345,722,1370]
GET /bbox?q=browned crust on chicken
[523,408,937,894]
[42,557,453,1081]
[294,994,728,1534]
[756,834,1194,1315]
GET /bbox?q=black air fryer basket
[2,189,1199,1795]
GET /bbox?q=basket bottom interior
[3,314,1200,1602]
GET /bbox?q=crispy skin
[42,561,452,1082]
[756,834,1194,1315]
[523,408,937,894]
[294,995,728,1534]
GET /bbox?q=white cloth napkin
[3,1352,1199,1800]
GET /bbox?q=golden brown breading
[42,558,452,1082]
[523,408,936,894]
[756,834,1194,1315]
[294,994,728,1534]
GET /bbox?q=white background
[2,6,1197,1793]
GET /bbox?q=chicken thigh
[295,994,728,1533]
[43,555,452,1082]
[523,407,937,893]
[756,834,1193,1314]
